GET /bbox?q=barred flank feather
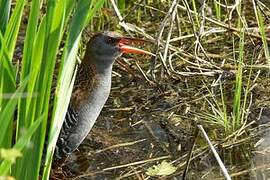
[55,105,78,159]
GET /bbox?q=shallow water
[51,69,270,179]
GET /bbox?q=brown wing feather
[70,58,99,108]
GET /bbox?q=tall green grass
[0,0,105,179]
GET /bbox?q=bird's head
[85,31,152,70]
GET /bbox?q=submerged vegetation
[0,0,270,179]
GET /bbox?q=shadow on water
[252,108,270,179]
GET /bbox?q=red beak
[118,37,154,56]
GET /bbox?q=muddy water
[52,69,270,180]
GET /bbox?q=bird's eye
[106,37,119,45]
[107,37,113,44]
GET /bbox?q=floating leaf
[0,148,22,164]
[0,176,15,180]
[146,161,177,176]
